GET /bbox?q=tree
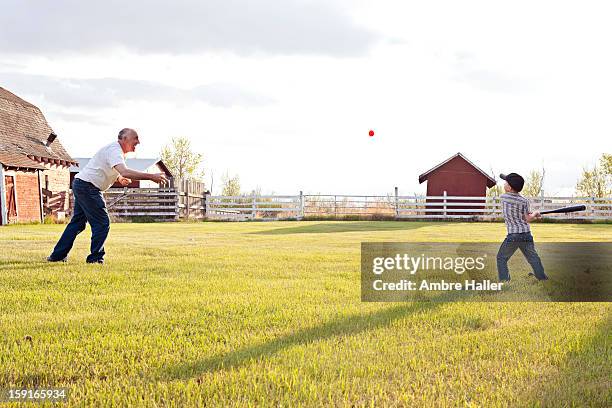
[486,168,503,197]
[602,154,612,196]
[601,153,612,177]
[576,167,608,198]
[575,154,611,198]
[160,137,204,181]
[486,184,503,198]
[522,169,545,197]
[221,172,241,196]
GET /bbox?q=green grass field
[1,221,610,407]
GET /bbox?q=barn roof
[70,157,173,176]
[0,152,46,169]
[418,152,497,188]
[0,86,76,169]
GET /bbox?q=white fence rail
[89,188,612,221]
[396,196,611,220]
[205,193,612,221]
[205,195,302,221]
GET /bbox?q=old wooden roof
[0,86,76,169]
[418,152,497,188]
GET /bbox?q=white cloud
[1,1,610,195]
[0,0,378,57]
[0,72,273,108]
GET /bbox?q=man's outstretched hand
[150,173,168,186]
[117,176,132,186]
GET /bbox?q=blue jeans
[49,178,110,263]
[497,232,547,281]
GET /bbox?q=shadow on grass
[252,221,428,235]
[524,312,612,407]
[163,301,440,380]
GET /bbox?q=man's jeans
[49,178,110,263]
[496,232,547,281]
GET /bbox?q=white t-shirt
[75,142,126,191]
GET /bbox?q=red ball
[368,130,375,137]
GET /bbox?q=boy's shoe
[47,256,67,262]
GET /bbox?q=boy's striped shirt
[500,192,530,233]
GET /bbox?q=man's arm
[114,164,167,184]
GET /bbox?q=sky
[1,0,610,195]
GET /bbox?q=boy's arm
[525,201,541,223]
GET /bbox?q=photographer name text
[372,279,503,291]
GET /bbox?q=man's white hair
[118,128,135,140]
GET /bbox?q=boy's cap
[500,173,525,192]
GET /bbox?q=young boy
[496,172,548,281]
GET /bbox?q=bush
[43,214,68,224]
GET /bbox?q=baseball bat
[539,205,586,215]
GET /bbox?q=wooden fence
[175,178,208,220]
[98,187,612,221]
[103,178,209,220]
[104,188,180,220]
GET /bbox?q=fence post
[251,192,256,219]
[201,191,205,219]
[174,190,180,221]
[540,189,545,212]
[123,186,128,216]
[185,181,190,220]
[203,191,209,218]
[590,196,595,218]
[494,195,499,218]
[334,195,337,217]
[299,191,304,220]
[394,186,399,218]
[443,190,447,218]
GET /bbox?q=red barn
[0,87,76,225]
[418,153,496,216]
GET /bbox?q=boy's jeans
[496,232,547,281]
[49,178,110,263]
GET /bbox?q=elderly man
[48,128,167,264]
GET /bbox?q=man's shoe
[528,272,548,281]
[47,256,67,263]
[86,259,104,264]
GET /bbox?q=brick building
[0,86,76,225]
